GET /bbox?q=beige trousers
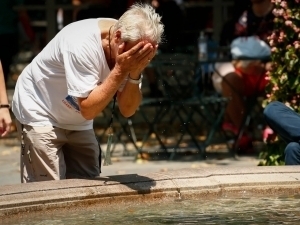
[15,120,101,183]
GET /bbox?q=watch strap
[0,104,11,109]
[128,74,143,84]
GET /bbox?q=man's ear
[115,30,122,42]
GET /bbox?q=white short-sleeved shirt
[12,18,126,130]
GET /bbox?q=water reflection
[4,195,300,224]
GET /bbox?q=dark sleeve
[246,8,275,42]
[219,19,236,46]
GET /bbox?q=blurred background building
[5,0,251,87]
[13,0,251,49]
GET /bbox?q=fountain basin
[1,166,300,222]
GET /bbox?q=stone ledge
[0,166,300,217]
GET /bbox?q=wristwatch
[0,104,11,109]
[128,74,143,84]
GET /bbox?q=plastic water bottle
[198,31,207,61]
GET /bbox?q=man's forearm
[117,81,142,118]
[79,67,127,120]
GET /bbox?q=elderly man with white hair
[12,3,164,183]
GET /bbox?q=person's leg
[264,101,300,143]
[285,142,300,165]
[15,120,67,183]
[63,129,101,179]
[221,72,245,130]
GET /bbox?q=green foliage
[260,0,300,166]
[265,0,300,109]
[258,139,285,166]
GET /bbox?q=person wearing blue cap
[212,0,275,153]
[213,36,271,153]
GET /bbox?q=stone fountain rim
[1,166,300,218]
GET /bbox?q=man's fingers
[128,41,145,55]
[137,49,153,62]
[136,43,155,61]
[118,42,125,55]
[149,48,157,60]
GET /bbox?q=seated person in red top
[213,38,271,152]
[213,0,274,152]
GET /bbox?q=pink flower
[273,8,284,17]
[279,31,285,38]
[280,1,287,8]
[270,32,277,39]
[293,41,300,49]
[293,26,300,33]
[285,20,293,26]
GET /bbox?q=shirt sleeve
[63,50,141,98]
[63,51,100,98]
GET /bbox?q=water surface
[3,195,300,224]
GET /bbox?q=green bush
[258,139,285,166]
[259,0,299,166]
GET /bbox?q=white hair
[113,3,164,44]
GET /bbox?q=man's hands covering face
[116,41,157,79]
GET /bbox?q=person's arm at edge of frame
[0,61,12,137]
[77,41,156,120]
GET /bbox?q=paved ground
[0,136,260,186]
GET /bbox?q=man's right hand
[115,41,157,79]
